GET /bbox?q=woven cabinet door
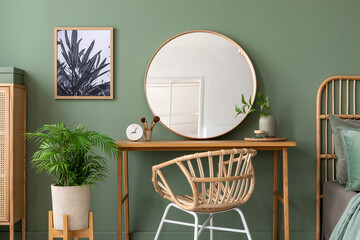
[0,87,9,222]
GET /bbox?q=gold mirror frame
[144,30,257,139]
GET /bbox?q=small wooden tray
[244,137,288,142]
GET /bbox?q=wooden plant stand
[48,211,94,240]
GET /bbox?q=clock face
[126,124,143,141]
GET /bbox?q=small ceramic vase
[259,115,276,138]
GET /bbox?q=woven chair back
[152,148,256,212]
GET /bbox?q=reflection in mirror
[145,31,256,139]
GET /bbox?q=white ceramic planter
[259,115,276,137]
[51,184,91,230]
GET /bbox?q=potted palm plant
[27,123,118,230]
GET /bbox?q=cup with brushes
[140,116,160,141]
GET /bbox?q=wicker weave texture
[152,148,256,213]
[0,90,7,220]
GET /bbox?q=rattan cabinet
[0,67,26,240]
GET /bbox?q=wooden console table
[115,140,297,240]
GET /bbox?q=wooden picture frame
[54,27,113,99]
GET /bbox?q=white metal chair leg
[210,213,214,240]
[192,212,198,240]
[197,214,213,237]
[155,204,251,240]
[233,208,252,240]
[154,203,174,240]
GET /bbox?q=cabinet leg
[22,218,26,240]
[9,223,14,240]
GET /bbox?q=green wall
[1,0,360,239]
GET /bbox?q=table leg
[124,151,130,240]
[273,150,278,240]
[283,148,289,240]
[117,150,123,240]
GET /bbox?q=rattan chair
[152,148,257,240]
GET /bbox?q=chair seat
[169,189,252,213]
[176,196,243,213]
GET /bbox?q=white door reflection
[147,77,204,138]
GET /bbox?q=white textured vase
[51,184,91,230]
[259,115,276,137]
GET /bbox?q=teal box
[0,67,24,85]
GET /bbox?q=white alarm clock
[126,124,143,141]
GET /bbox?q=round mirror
[145,30,256,139]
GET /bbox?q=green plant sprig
[235,92,271,118]
[26,123,119,186]
[235,95,256,117]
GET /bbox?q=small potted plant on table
[235,92,276,137]
[27,123,118,230]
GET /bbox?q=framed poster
[54,27,113,99]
